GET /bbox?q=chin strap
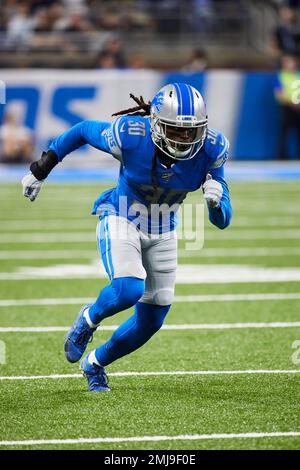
[151,147,160,193]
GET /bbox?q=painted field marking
[0,431,300,447]
[2,229,300,243]
[1,370,300,382]
[178,247,300,258]
[1,213,300,228]
[0,322,300,333]
[0,250,97,260]
[2,216,300,231]
[2,246,300,260]
[2,263,300,283]
[1,292,300,307]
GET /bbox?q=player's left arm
[203,130,232,229]
[203,165,232,230]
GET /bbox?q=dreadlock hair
[112,93,160,192]
[112,94,151,117]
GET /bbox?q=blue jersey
[49,115,232,233]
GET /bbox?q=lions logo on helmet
[152,91,165,113]
[150,83,208,161]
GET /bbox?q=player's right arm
[22,118,128,201]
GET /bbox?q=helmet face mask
[150,83,208,161]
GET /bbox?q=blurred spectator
[270,5,299,58]
[47,2,65,28]
[128,53,146,69]
[96,50,118,69]
[190,0,213,32]
[94,2,122,31]
[0,11,7,33]
[183,48,208,71]
[62,0,88,13]
[0,111,34,164]
[29,7,63,51]
[151,0,182,35]
[100,37,127,68]
[32,7,52,32]
[6,2,36,47]
[274,54,300,159]
[53,7,95,52]
[30,0,59,13]
[0,0,281,69]
[283,0,300,7]
[54,10,94,32]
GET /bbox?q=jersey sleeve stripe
[112,117,122,149]
[216,136,230,159]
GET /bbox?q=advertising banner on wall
[0,69,284,164]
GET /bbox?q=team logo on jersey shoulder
[101,127,118,151]
[211,152,228,169]
[211,135,229,169]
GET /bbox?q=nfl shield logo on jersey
[161,172,174,182]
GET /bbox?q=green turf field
[0,181,300,450]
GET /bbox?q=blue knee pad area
[95,301,171,366]
[135,301,170,333]
[89,277,145,325]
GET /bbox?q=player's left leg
[64,214,146,366]
[85,230,177,370]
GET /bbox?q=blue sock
[94,301,171,366]
[88,277,145,325]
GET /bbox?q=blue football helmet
[150,83,208,161]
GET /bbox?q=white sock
[88,350,101,367]
[83,308,98,329]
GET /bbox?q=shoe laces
[76,328,93,345]
[95,366,109,387]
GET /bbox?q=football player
[22,83,232,392]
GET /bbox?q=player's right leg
[64,214,146,365]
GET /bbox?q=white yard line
[0,431,300,447]
[0,297,94,306]
[174,293,300,302]
[2,246,300,260]
[178,247,300,258]
[1,223,94,231]
[1,370,300,382]
[1,216,300,231]
[1,292,300,307]
[2,229,300,243]
[235,217,300,227]
[3,264,300,283]
[2,217,300,231]
[0,232,96,243]
[0,216,90,221]
[0,322,300,333]
[185,229,300,240]
[0,250,97,260]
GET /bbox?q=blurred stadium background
[1,0,300,451]
[1,0,300,179]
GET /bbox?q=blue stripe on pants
[105,216,114,279]
[97,216,114,280]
